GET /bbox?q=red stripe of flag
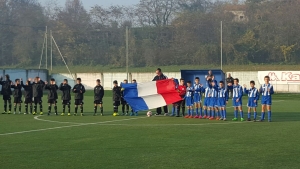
[156,79,182,104]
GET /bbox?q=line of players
[172,75,274,122]
[0,75,87,116]
[0,74,137,117]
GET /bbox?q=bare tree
[136,0,179,27]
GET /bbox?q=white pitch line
[0,116,147,136]
[34,116,245,126]
[82,116,148,125]
[0,124,85,136]
[33,116,82,124]
[92,122,245,126]
[34,116,148,125]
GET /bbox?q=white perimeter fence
[0,69,298,93]
[52,71,300,93]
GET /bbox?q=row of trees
[0,0,299,67]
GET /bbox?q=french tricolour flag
[121,79,182,112]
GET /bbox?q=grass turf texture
[0,91,299,169]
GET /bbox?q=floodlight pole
[50,30,53,71]
[221,21,223,70]
[126,26,129,80]
[46,26,48,69]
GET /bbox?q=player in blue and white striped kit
[218,81,228,121]
[209,80,219,120]
[193,77,203,118]
[232,78,244,121]
[244,81,259,122]
[202,80,212,119]
[184,81,194,118]
[259,76,274,122]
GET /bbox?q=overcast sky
[39,0,140,9]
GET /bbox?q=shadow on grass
[272,112,300,122]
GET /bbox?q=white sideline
[35,116,247,126]
[0,116,147,136]
[92,122,245,126]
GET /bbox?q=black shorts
[48,99,57,104]
[62,100,71,105]
[75,99,84,105]
[121,99,127,105]
[113,101,120,107]
[24,98,32,104]
[33,97,42,104]
[3,95,11,101]
[14,97,22,104]
[94,100,103,104]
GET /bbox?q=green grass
[1,64,299,73]
[0,91,299,169]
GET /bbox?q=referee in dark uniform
[152,68,169,116]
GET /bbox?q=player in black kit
[94,79,104,116]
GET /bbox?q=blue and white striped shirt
[204,87,211,98]
[244,87,259,100]
[210,86,218,98]
[186,87,194,98]
[218,87,228,101]
[233,85,243,99]
[260,84,274,98]
[193,84,202,95]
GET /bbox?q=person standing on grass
[94,79,104,116]
[0,75,12,114]
[73,78,85,116]
[152,68,168,116]
[202,80,212,119]
[218,81,228,121]
[59,79,72,116]
[226,73,234,98]
[184,81,194,118]
[112,80,121,116]
[22,78,33,115]
[244,81,259,122]
[259,76,274,122]
[209,80,219,120]
[11,79,22,115]
[121,79,129,116]
[193,77,203,118]
[130,79,138,116]
[176,78,186,117]
[45,78,59,116]
[232,78,244,122]
[32,77,45,115]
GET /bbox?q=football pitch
[0,91,299,169]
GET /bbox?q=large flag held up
[121,79,182,112]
